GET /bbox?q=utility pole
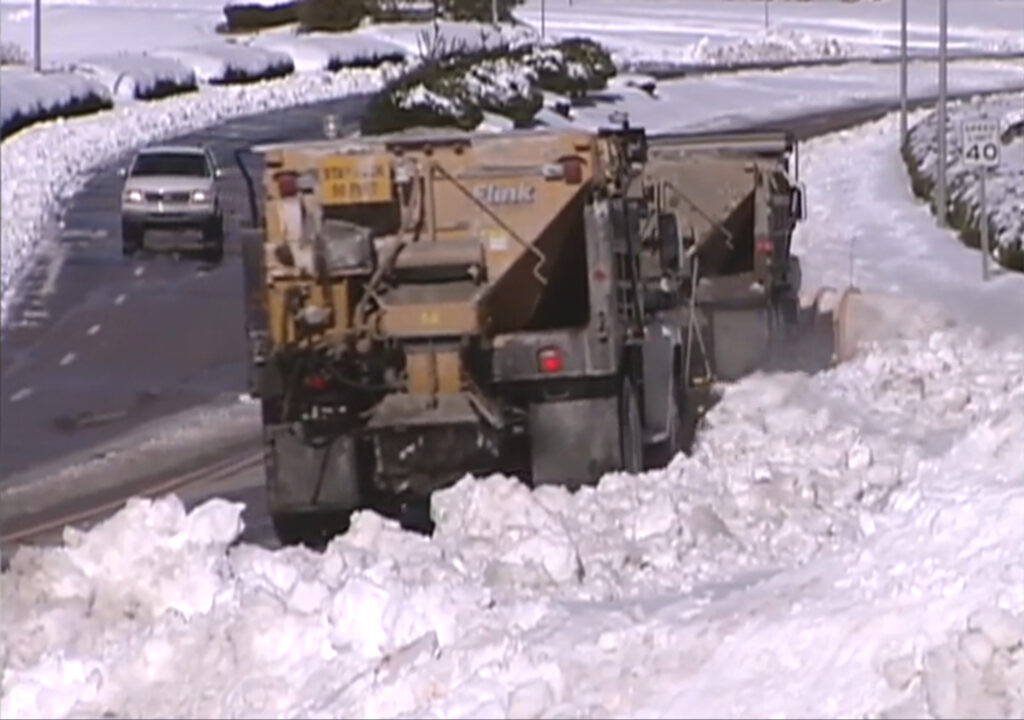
[936,0,949,227]
[899,0,908,150]
[764,0,770,31]
[492,0,498,24]
[541,0,546,38]
[33,0,41,71]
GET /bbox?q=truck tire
[122,221,143,256]
[619,375,644,473]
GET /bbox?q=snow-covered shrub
[71,54,198,101]
[0,41,28,66]
[360,37,613,134]
[438,0,524,22]
[220,1,300,33]
[0,68,113,140]
[297,0,369,33]
[903,95,1024,273]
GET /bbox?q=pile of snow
[149,41,294,84]
[906,94,1024,265]
[615,28,857,71]
[250,31,406,73]
[0,65,398,326]
[70,53,197,101]
[361,20,537,60]
[2,324,1022,718]
[0,68,111,138]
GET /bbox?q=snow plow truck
[238,121,862,544]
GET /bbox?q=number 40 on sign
[960,117,1002,168]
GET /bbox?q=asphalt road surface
[0,95,370,479]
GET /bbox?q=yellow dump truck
[238,121,838,544]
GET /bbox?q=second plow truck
[240,120,859,544]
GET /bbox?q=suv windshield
[131,152,210,178]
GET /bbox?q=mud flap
[265,425,362,515]
[529,396,620,487]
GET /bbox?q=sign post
[960,117,1002,281]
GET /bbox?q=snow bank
[250,32,406,73]
[0,65,397,326]
[905,94,1024,270]
[3,324,1022,718]
[70,53,198,101]
[360,20,537,59]
[149,42,294,84]
[0,68,111,139]
[615,28,857,72]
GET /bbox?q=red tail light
[562,156,584,185]
[755,236,773,254]
[537,347,564,373]
[305,373,329,391]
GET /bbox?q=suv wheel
[122,221,143,256]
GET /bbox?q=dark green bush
[220,2,300,33]
[297,0,369,32]
[361,60,483,135]
[527,37,615,97]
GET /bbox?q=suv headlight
[123,189,143,203]
[191,190,210,203]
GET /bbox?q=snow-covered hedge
[149,43,295,85]
[361,37,614,134]
[903,95,1024,272]
[250,32,407,73]
[220,0,300,33]
[70,54,198,102]
[0,68,113,140]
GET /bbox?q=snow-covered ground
[517,0,1024,69]
[3,271,1022,718]
[906,94,1024,263]
[792,107,1024,338]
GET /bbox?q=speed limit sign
[960,117,1002,168]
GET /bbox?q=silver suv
[119,145,225,259]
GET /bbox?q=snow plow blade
[763,287,954,374]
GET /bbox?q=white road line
[59,352,76,367]
[40,244,68,297]
[87,324,101,336]
[9,387,33,403]
[21,309,49,320]
[133,266,145,277]
[114,293,127,305]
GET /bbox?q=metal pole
[980,169,990,281]
[492,0,497,24]
[936,0,949,227]
[899,0,908,150]
[33,0,41,72]
[764,0,770,31]
[541,0,546,37]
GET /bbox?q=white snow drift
[2,318,1022,719]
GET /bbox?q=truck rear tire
[619,376,643,473]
